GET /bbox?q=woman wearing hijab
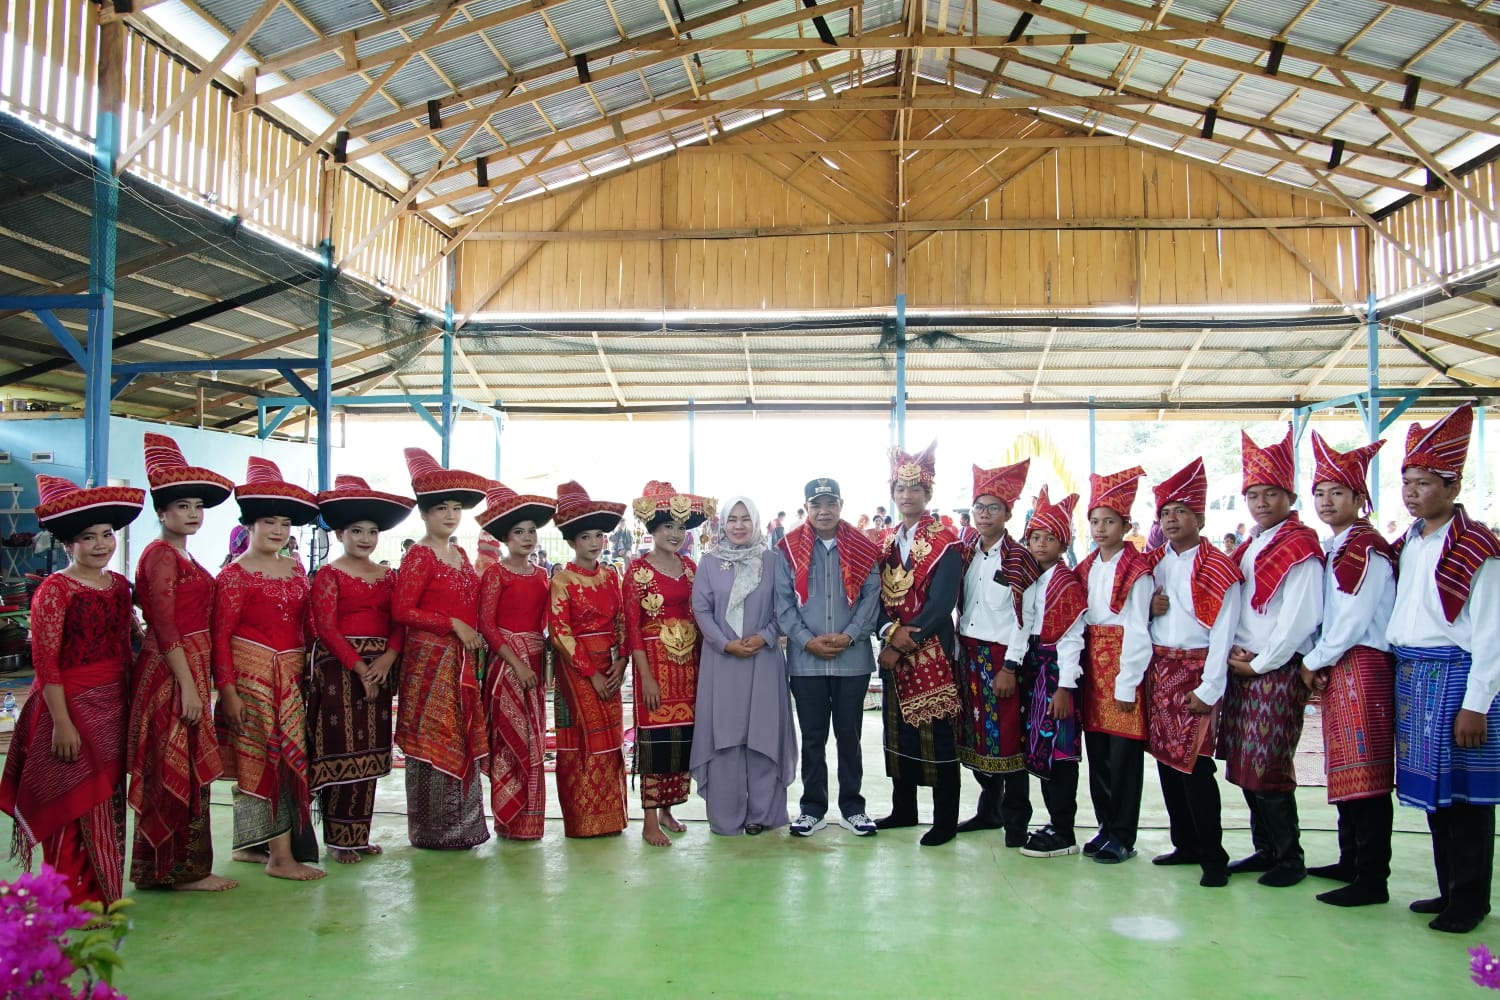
[689,496,796,835]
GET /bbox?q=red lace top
[210,561,311,687]
[393,543,479,635]
[134,539,213,656]
[479,562,548,648]
[29,572,134,686]
[624,555,696,655]
[547,562,625,677]
[311,565,404,672]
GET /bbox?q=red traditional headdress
[477,481,556,540]
[1241,426,1297,494]
[142,432,233,509]
[235,456,319,526]
[34,474,144,540]
[889,440,938,491]
[1403,404,1473,478]
[1088,465,1146,519]
[1154,457,1208,514]
[972,459,1028,507]
[632,480,714,532]
[1309,431,1383,499]
[404,447,488,509]
[1025,486,1079,545]
[316,474,414,532]
[554,480,625,539]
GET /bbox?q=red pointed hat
[404,447,488,509]
[235,456,318,526]
[1310,431,1383,498]
[554,480,625,539]
[632,480,715,531]
[1088,465,1146,519]
[1154,457,1208,514]
[143,432,233,509]
[317,473,415,532]
[34,473,144,540]
[1403,403,1473,478]
[972,459,1028,507]
[890,440,938,490]
[477,481,556,540]
[1241,426,1297,494]
[1025,486,1079,545]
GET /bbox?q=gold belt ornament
[657,619,698,660]
[881,564,914,605]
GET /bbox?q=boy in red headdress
[1015,488,1088,859]
[954,459,1039,846]
[1077,466,1154,864]
[1145,457,1242,887]
[1300,432,1396,907]
[1388,404,1500,933]
[1220,428,1324,888]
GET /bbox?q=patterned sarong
[1321,645,1396,803]
[1146,646,1216,774]
[554,632,628,837]
[485,629,548,840]
[955,636,1024,773]
[1217,658,1307,793]
[1394,644,1500,809]
[127,628,222,883]
[225,638,311,822]
[395,628,488,782]
[308,636,394,850]
[633,614,697,807]
[891,635,961,727]
[406,759,489,849]
[1020,639,1081,779]
[1082,624,1148,740]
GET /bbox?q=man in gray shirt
[774,478,884,836]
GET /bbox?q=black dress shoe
[1199,867,1229,888]
[1317,881,1389,907]
[1082,830,1108,856]
[956,815,1001,834]
[1094,840,1137,865]
[874,813,919,830]
[1307,861,1356,883]
[1227,850,1276,875]
[1152,849,1201,866]
[1409,896,1449,914]
[1430,910,1487,933]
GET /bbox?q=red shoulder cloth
[1040,564,1087,645]
[1394,504,1500,623]
[1146,539,1243,630]
[1230,513,1323,613]
[1075,542,1151,614]
[778,519,883,608]
[1331,520,1395,595]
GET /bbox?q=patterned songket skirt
[1394,644,1500,809]
[1145,646,1217,774]
[397,628,489,849]
[554,634,628,838]
[1320,645,1396,803]
[224,639,314,853]
[485,629,548,840]
[308,636,395,851]
[955,636,1024,774]
[1020,638,1082,779]
[1216,659,1307,793]
[1082,624,1148,740]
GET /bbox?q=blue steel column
[894,297,907,451]
[688,398,696,492]
[316,241,334,491]
[1366,292,1381,518]
[86,17,124,487]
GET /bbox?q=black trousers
[1242,789,1304,868]
[1040,761,1080,842]
[891,764,961,829]
[1327,794,1393,884]
[1085,731,1146,849]
[1158,757,1229,870]
[1428,802,1496,920]
[970,769,1032,836]
[790,674,869,819]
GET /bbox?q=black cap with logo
[804,478,842,503]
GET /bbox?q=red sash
[1146,539,1242,629]
[1039,565,1087,645]
[881,516,961,725]
[1230,513,1323,613]
[1331,520,1395,595]
[1393,504,1500,623]
[1076,543,1151,614]
[779,520,883,607]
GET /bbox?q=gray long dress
[688,548,797,835]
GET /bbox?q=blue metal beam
[894,299,907,451]
[258,403,295,440]
[1379,394,1420,431]
[440,316,455,468]
[85,106,119,486]
[409,401,444,438]
[33,309,87,368]
[1367,291,1381,517]
[1087,394,1097,475]
[688,398,697,492]
[0,294,100,310]
[278,369,317,407]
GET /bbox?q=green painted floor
[1,710,1487,999]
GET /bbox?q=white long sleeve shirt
[1232,519,1324,674]
[1149,543,1242,707]
[1083,549,1155,702]
[1022,563,1086,689]
[1302,525,1395,672]
[1386,518,1500,714]
[958,537,1024,651]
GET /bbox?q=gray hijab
[713,496,767,635]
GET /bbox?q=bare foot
[232,848,270,864]
[265,859,326,881]
[330,848,361,865]
[171,874,239,892]
[641,815,672,848]
[362,843,383,856]
[659,808,687,833]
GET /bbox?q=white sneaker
[789,813,827,837]
[838,813,878,837]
